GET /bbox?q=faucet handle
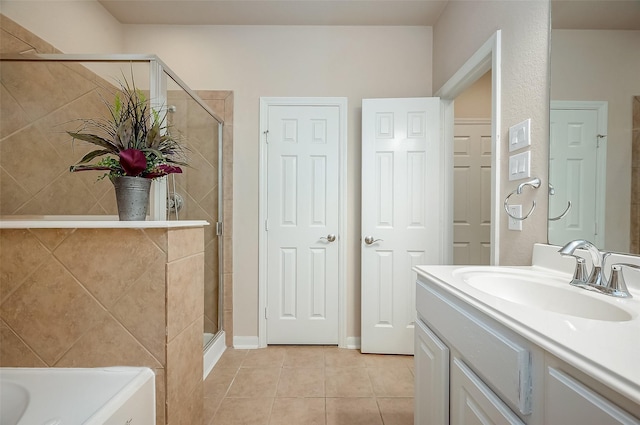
[606,264,635,298]
[572,257,588,283]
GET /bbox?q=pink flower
[119,149,147,176]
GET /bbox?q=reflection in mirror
[453,71,492,265]
[549,1,640,253]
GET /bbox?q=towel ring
[504,177,541,221]
[548,182,572,221]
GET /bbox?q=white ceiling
[552,0,640,30]
[98,0,640,29]
[97,0,449,25]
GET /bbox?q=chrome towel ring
[504,177,541,221]
[548,182,572,221]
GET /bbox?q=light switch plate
[509,151,531,181]
[509,119,531,152]
[508,205,523,231]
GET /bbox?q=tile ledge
[0,216,209,229]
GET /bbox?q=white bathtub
[0,367,155,425]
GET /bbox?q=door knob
[320,234,336,242]
[364,236,383,245]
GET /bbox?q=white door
[361,97,441,354]
[453,120,492,265]
[549,103,606,246]
[265,104,341,344]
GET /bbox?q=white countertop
[0,216,209,229]
[414,245,640,406]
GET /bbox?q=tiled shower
[0,14,234,424]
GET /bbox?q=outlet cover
[508,205,523,231]
[509,119,531,152]
[509,151,531,181]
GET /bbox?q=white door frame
[258,97,348,348]
[436,30,502,265]
[550,100,608,245]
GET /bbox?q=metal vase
[112,176,152,221]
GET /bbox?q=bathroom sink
[452,267,634,322]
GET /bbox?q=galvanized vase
[112,176,152,221]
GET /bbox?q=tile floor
[203,345,415,425]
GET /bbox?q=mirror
[549,0,640,253]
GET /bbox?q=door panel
[549,107,602,245]
[361,97,441,354]
[453,120,492,265]
[266,105,340,344]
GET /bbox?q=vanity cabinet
[415,274,640,425]
[545,366,640,425]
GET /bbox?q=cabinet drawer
[451,356,525,425]
[417,279,532,415]
[546,367,640,425]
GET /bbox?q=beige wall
[434,0,551,266]
[455,71,492,120]
[1,0,124,53]
[120,24,434,341]
[551,29,640,252]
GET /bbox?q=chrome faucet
[558,239,632,298]
[558,239,607,287]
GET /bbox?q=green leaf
[67,132,119,152]
[76,149,113,164]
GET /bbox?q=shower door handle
[320,234,336,243]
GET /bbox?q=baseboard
[233,335,260,349]
[203,331,226,379]
[346,336,361,349]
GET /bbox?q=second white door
[265,103,341,344]
[361,97,442,354]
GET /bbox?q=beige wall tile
[56,315,163,368]
[0,229,49,302]
[143,228,168,254]
[0,257,106,364]
[2,61,95,121]
[154,368,167,425]
[166,318,203,420]
[54,228,164,307]
[170,380,204,425]
[167,253,204,340]
[167,227,204,262]
[0,320,47,367]
[29,228,74,251]
[0,83,30,138]
[0,125,67,196]
[112,255,168,364]
[0,168,30,215]
[15,172,101,215]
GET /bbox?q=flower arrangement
[67,76,187,180]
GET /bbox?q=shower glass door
[165,77,223,348]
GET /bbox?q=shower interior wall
[0,13,234,364]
